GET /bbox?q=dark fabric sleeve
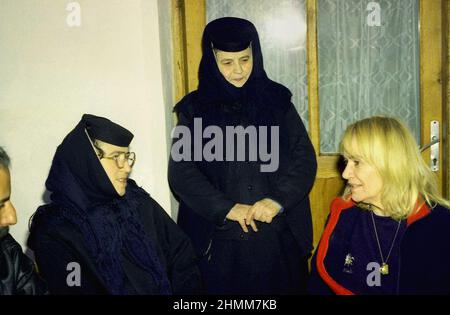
[148,198,203,294]
[14,252,48,295]
[168,112,235,225]
[266,104,317,210]
[32,233,103,295]
[3,236,48,295]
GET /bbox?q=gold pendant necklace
[370,209,402,276]
[380,262,389,275]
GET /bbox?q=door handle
[420,120,439,172]
[420,121,439,172]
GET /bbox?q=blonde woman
[309,116,450,295]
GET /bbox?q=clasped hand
[225,198,282,233]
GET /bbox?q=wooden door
[172,0,448,252]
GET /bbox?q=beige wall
[0,0,173,249]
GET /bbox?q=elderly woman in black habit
[28,114,202,294]
[169,17,317,294]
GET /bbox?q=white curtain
[318,0,420,153]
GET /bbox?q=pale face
[0,167,17,227]
[94,140,132,197]
[342,141,384,211]
[215,47,253,88]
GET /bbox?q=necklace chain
[370,209,402,265]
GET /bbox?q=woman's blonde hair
[340,116,450,220]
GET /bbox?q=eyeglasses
[102,152,136,168]
[94,144,136,168]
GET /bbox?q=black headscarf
[194,17,292,122]
[47,114,133,207]
[31,114,171,294]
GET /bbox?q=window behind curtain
[317,0,420,153]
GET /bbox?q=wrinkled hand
[246,198,282,224]
[226,203,258,233]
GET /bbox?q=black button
[247,185,253,191]
[240,233,244,239]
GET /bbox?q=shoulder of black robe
[173,91,199,119]
[27,203,109,294]
[173,79,292,119]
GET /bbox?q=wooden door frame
[446,0,450,199]
[419,0,446,197]
[172,0,205,104]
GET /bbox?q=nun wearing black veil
[169,17,317,294]
[28,114,202,294]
